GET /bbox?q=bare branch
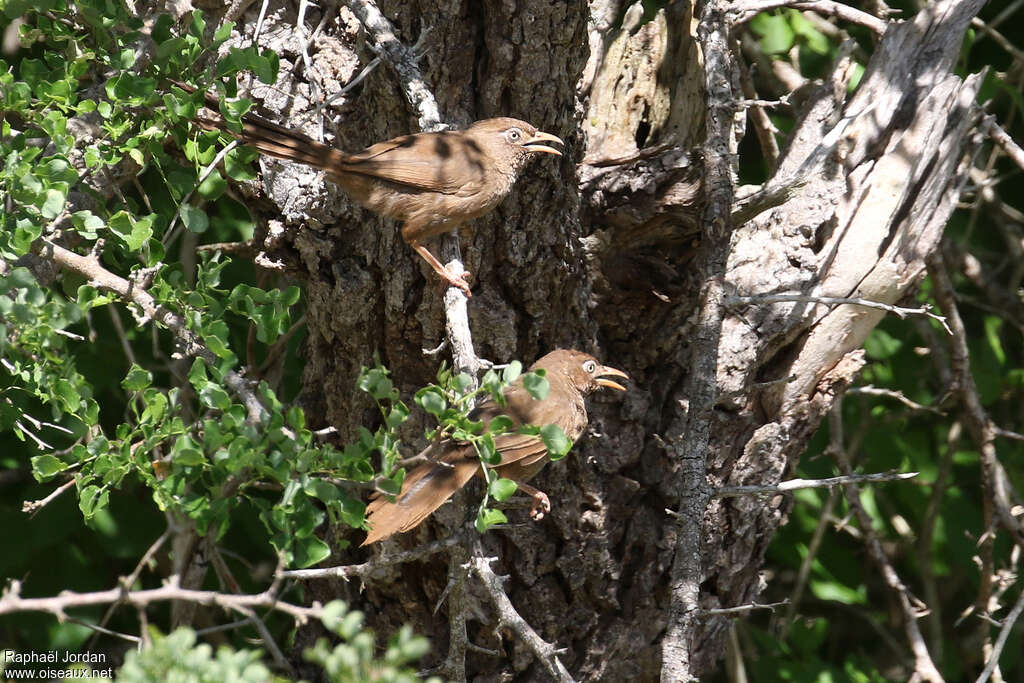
[829,403,944,682]
[22,477,75,515]
[847,385,945,414]
[469,543,574,683]
[662,0,737,678]
[38,240,267,424]
[701,600,789,617]
[342,0,443,132]
[732,0,888,34]
[716,470,918,498]
[728,293,952,333]
[981,116,1024,174]
[929,253,1024,550]
[975,584,1024,683]
[439,234,481,377]
[0,577,325,624]
[279,534,460,581]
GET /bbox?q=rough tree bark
[196,0,986,678]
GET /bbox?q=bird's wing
[338,134,487,195]
[471,385,557,473]
[361,447,479,546]
[492,432,547,468]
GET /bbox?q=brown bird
[361,349,628,545]
[191,87,563,296]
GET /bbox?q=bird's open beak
[595,365,629,392]
[524,131,564,156]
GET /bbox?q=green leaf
[321,600,348,632]
[358,367,393,400]
[121,363,153,391]
[304,477,340,503]
[108,211,153,250]
[787,9,830,55]
[196,170,226,199]
[71,210,104,238]
[179,203,209,233]
[415,387,447,417]
[810,578,867,605]
[475,507,507,533]
[189,9,206,38]
[502,360,522,383]
[523,370,549,400]
[32,454,68,481]
[224,145,258,180]
[213,21,235,46]
[386,401,409,428]
[172,436,205,466]
[477,432,500,465]
[79,484,109,520]
[540,424,572,461]
[198,384,231,411]
[453,372,474,394]
[292,535,330,568]
[488,415,514,433]
[253,50,279,84]
[488,477,518,502]
[54,378,81,411]
[751,12,795,54]
[40,188,66,219]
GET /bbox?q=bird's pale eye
[582,360,597,374]
[506,128,522,142]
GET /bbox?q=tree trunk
[210,0,985,678]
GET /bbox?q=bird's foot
[440,267,473,298]
[529,491,551,521]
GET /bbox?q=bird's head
[531,349,629,396]
[466,117,563,173]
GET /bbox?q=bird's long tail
[361,454,479,546]
[179,82,347,172]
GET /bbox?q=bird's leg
[513,481,551,521]
[409,239,473,297]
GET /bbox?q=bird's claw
[441,268,473,298]
[529,491,551,521]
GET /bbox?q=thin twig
[86,528,173,650]
[829,403,944,682]
[342,0,443,132]
[164,140,240,250]
[38,240,267,424]
[847,385,945,414]
[982,116,1024,174]
[975,586,1024,683]
[22,477,76,516]
[0,577,325,624]
[701,600,789,617]
[728,293,952,334]
[469,540,574,683]
[715,470,918,498]
[733,0,888,34]
[279,534,460,581]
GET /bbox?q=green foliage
[116,628,271,682]
[307,601,440,683]
[114,606,436,683]
[0,1,436,666]
[750,9,834,63]
[413,362,570,533]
